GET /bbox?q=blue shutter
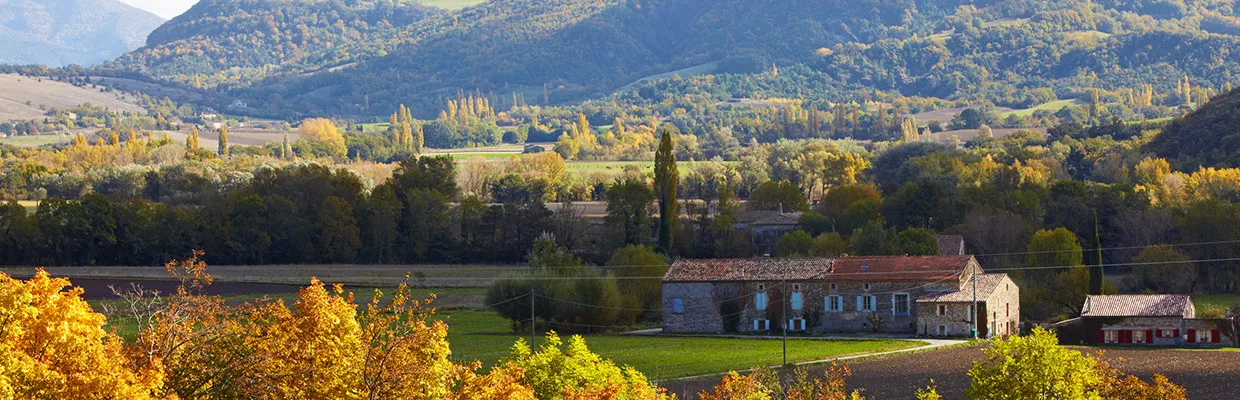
[791,293,803,310]
[672,298,684,313]
[856,296,863,311]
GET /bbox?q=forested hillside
[98,0,1240,119]
[1147,87,1240,169]
[101,0,445,91]
[0,0,164,66]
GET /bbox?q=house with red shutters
[1077,294,1230,347]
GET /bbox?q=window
[672,298,684,314]
[937,304,947,316]
[753,319,770,331]
[755,292,768,311]
[1197,329,1211,343]
[863,282,872,291]
[829,283,838,291]
[937,325,947,336]
[826,295,843,312]
[856,295,877,312]
[861,264,869,270]
[1006,303,1010,318]
[892,294,909,316]
[792,283,801,291]
[1105,330,1119,343]
[757,284,765,291]
[791,292,803,310]
[1159,329,1176,338]
[1134,330,1146,343]
[788,318,806,331]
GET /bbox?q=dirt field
[662,346,1240,399]
[0,74,145,121]
[1,264,526,288]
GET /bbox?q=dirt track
[661,346,1240,399]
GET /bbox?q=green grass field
[621,62,720,89]
[1002,99,1082,118]
[437,310,921,380]
[1193,295,1240,318]
[98,297,920,381]
[17,200,36,213]
[0,135,69,147]
[445,152,522,160]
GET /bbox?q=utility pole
[530,288,536,349]
[782,279,788,366]
[972,265,979,340]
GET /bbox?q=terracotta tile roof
[664,258,832,282]
[935,235,966,256]
[751,212,803,226]
[1080,295,1193,318]
[828,255,975,281]
[916,274,1010,303]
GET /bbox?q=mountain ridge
[0,0,165,67]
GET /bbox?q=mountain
[101,0,1240,118]
[1147,87,1240,170]
[0,0,165,67]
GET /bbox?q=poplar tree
[218,127,229,157]
[1089,89,1101,122]
[653,126,679,253]
[282,133,290,159]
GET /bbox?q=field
[423,0,487,9]
[666,346,1240,399]
[17,200,36,213]
[0,134,70,147]
[0,74,145,121]
[1001,99,1083,118]
[622,61,721,90]
[1193,295,1240,318]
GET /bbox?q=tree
[1128,245,1196,293]
[897,228,938,255]
[978,124,993,139]
[217,126,229,157]
[316,196,360,263]
[606,245,668,321]
[849,221,901,256]
[298,118,347,158]
[186,127,200,151]
[967,328,1100,399]
[605,179,654,246]
[500,333,670,400]
[812,233,848,257]
[281,133,291,159]
[0,271,163,399]
[654,127,679,252]
[748,180,808,212]
[1024,228,1088,319]
[774,230,814,256]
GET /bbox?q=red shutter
[1147,330,1154,344]
[1173,329,1180,339]
[1187,330,1196,343]
[1212,329,1222,344]
[1097,330,1106,343]
[1120,330,1132,344]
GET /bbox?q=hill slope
[1147,88,1240,170]
[102,0,1240,118]
[0,0,165,66]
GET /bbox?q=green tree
[1025,228,1087,318]
[504,333,670,400]
[967,328,1100,400]
[774,230,814,256]
[748,180,808,212]
[606,245,667,321]
[811,233,848,257]
[849,221,900,256]
[217,127,229,157]
[605,179,654,246]
[316,196,360,263]
[1129,245,1196,293]
[654,127,679,252]
[897,228,938,255]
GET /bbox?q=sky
[119,0,199,19]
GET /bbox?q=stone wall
[662,282,724,333]
[985,276,1020,338]
[915,302,976,337]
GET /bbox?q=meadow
[0,134,69,147]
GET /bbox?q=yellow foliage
[298,118,348,157]
[0,270,163,399]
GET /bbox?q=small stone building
[661,256,1020,337]
[1070,294,1230,346]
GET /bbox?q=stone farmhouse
[662,255,1020,338]
[1055,294,1232,347]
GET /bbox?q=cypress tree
[218,127,229,157]
[654,126,679,253]
[281,133,290,159]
